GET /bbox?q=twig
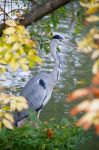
[0,6,12,20]
[7,8,25,15]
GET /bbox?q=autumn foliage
[68,73,99,134]
[0,20,42,72]
[0,93,28,129]
[0,19,43,129]
[68,0,99,135]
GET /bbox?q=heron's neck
[50,41,60,84]
[51,63,60,85]
[50,40,60,65]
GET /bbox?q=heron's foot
[17,118,27,128]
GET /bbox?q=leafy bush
[0,118,90,150]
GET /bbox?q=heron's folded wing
[14,78,47,123]
[20,79,47,111]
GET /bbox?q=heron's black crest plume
[52,35,63,40]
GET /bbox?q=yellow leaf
[91,51,99,59]
[16,96,27,103]
[80,2,99,9]
[0,66,6,73]
[80,2,90,8]
[0,111,3,118]
[3,105,10,111]
[92,60,99,74]
[21,102,28,109]
[14,53,20,59]
[32,42,37,48]
[12,43,21,51]
[23,30,30,36]
[0,54,3,59]
[86,15,99,22]
[6,36,16,44]
[4,53,11,61]
[2,118,14,129]
[3,99,10,104]
[93,33,99,41]
[5,20,17,27]
[16,103,23,112]
[33,56,43,64]
[0,93,10,99]
[26,40,36,47]
[9,59,19,71]
[10,100,16,111]
[16,25,25,32]
[87,4,99,14]
[16,25,29,37]
[18,38,26,44]
[17,97,28,109]
[21,64,29,71]
[4,113,14,123]
[28,50,34,57]
[19,48,25,55]
[19,58,27,64]
[3,27,16,35]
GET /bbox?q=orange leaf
[91,87,99,97]
[92,73,99,85]
[70,100,90,116]
[68,89,90,101]
[47,128,54,138]
[96,125,99,135]
[78,121,91,130]
[70,107,79,116]
[87,99,99,111]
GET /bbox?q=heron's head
[52,35,63,43]
[50,35,63,53]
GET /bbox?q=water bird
[15,35,65,126]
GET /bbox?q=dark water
[0,1,99,149]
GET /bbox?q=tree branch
[19,0,72,26]
[0,0,72,36]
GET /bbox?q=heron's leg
[37,110,41,119]
[17,117,27,128]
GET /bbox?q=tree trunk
[0,0,72,36]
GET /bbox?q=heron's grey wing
[21,79,47,110]
[15,78,47,123]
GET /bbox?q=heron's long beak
[60,38,76,48]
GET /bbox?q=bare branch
[0,6,11,19]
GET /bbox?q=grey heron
[15,35,64,126]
